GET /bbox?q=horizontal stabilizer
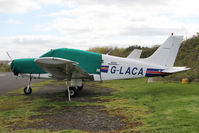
[127,49,142,59]
[162,67,190,73]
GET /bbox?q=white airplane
[10,34,189,101]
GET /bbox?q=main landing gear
[65,85,84,98]
[77,85,84,91]
[22,75,84,102]
[24,75,32,95]
[65,79,83,101]
[65,87,77,98]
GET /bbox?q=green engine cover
[40,48,102,74]
[11,58,47,75]
[11,48,102,75]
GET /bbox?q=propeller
[6,52,13,65]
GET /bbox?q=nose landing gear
[24,86,32,95]
[24,75,32,95]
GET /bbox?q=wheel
[24,86,32,95]
[66,87,77,98]
[77,85,84,91]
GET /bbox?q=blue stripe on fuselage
[145,68,165,77]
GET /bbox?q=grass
[0,78,199,132]
[99,78,199,132]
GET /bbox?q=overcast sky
[0,0,199,60]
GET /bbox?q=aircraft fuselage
[10,48,167,81]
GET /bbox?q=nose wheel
[24,74,32,95]
[24,86,32,95]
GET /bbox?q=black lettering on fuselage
[132,67,137,75]
[138,68,143,75]
[125,67,131,75]
[109,66,143,76]
[111,66,116,74]
[119,67,124,74]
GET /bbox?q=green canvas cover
[11,58,47,75]
[40,48,102,74]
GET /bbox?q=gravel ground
[11,81,126,132]
[28,106,124,132]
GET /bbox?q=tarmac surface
[0,72,43,95]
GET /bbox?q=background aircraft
[10,35,189,101]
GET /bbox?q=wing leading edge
[35,57,93,80]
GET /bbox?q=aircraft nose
[9,58,46,76]
[10,60,17,75]
[10,60,13,69]
[8,62,11,66]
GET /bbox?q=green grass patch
[98,78,199,132]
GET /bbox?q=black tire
[66,87,77,97]
[24,86,32,95]
[77,85,84,91]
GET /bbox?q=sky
[0,0,199,60]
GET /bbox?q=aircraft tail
[142,35,183,67]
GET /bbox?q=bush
[0,63,11,72]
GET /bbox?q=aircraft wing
[127,49,142,59]
[35,57,92,80]
[162,67,190,73]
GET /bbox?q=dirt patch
[9,82,126,132]
[30,82,113,103]
[24,106,125,132]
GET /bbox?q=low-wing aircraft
[10,34,189,101]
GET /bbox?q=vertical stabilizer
[142,35,183,67]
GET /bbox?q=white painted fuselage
[101,54,166,80]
